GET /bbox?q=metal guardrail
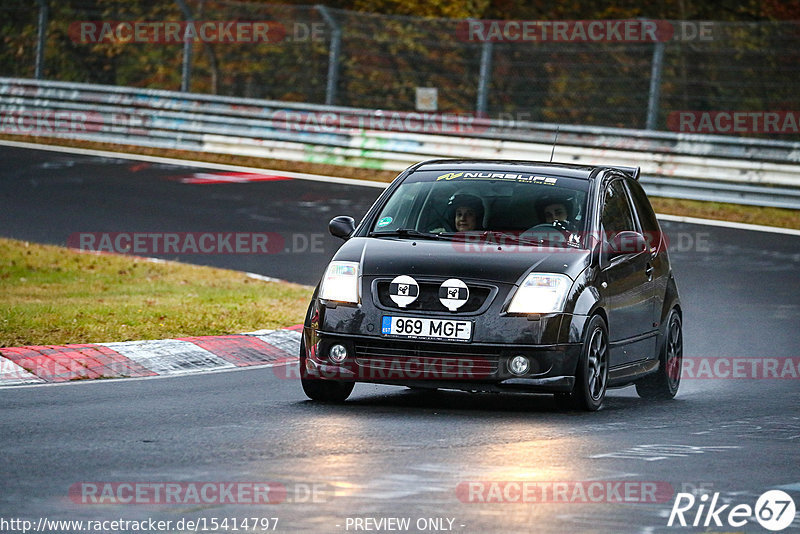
[2,77,800,209]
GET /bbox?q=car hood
[332,237,591,284]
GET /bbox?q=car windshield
[370,169,590,247]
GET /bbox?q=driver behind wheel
[535,195,577,232]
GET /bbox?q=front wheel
[557,315,609,411]
[301,376,354,402]
[635,308,682,400]
[299,341,354,402]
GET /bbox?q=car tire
[635,308,682,400]
[299,340,354,403]
[561,314,609,412]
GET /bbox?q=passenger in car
[449,193,485,231]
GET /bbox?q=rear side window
[601,180,636,237]
[627,179,660,234]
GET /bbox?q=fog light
[508,355,530,376]
[329,344,348,363]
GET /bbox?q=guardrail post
[646,41,665,130]
[175,0,194,92]
[476,41,493,116]
[35,0,48,79]
[317,5,341,106]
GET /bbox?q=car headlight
[507,273,572,314]
[319,261,360,304]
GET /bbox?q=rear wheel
[556,315,609,411]
[299,340,354,402]
[636,309,682,400]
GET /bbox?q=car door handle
[645,263,654,280]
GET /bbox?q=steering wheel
[519,221,577,246]
[529,220,574,235]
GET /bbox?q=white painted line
[245,272,287,283]
[0,356,45,385]
[656,213,800,236]
[100,339,235,375]
[0,139,390,188]
[4,138,797,235]
[242,329,276,336]
[590,444,741,462]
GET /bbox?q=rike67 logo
[668,490,796,531]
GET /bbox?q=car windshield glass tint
[371,170,589,246]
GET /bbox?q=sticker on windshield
[436,172,464,181]
[435,171,558,185]
[377,216,393,227]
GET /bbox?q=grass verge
[2,134,799,230]
[0,237,312,347]
[649,197,800,230]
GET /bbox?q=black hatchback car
[300,160,682,410]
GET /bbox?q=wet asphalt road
[1,145,799,533]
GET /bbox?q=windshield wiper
[368,228,445,240]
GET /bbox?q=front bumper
[302,331,582,393]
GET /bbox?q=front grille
[375,280,493,313]
[353,339,500,379]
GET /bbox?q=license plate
[381,316,472,342]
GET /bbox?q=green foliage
[2,0,798,133]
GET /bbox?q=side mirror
[608,231,647,259]
[329,216,355,240]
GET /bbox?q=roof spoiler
[615,166,641,180]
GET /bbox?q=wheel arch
[659,272,681,324]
